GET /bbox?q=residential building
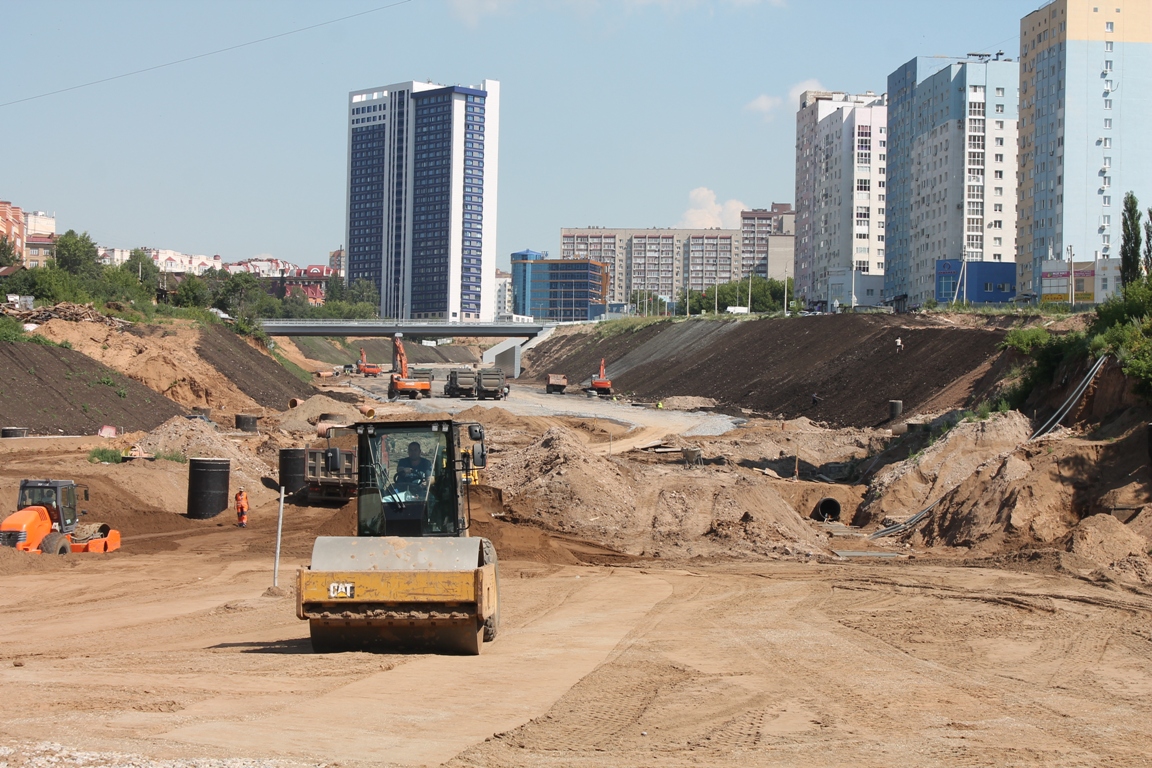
[560,227,749,304]
[345,79,500,321]
[284,265,338,305]
[23,211,54,237]
[793,90,888,308]
[24,234,56,268]
[98,247,224,274]
[1017,0,1152,300]
[886,57,1020,308]
[329,248,346,279]
[223,257,297,277]
[740,204,795,281]
[934,259,1018,304]
[494,268,513,316]
[0,201,25,261]
[511,249,607,322]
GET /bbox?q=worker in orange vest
[235,487,249,528]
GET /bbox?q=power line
[0,0,418,109]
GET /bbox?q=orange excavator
[357,348,382,378]
[388,333,432,400]
[590,358,612,396]
[0,480,120,554]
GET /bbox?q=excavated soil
[195,324,316,409]
[0,342,185,434]
[523,315,1006,427]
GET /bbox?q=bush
[87,447,122,464]
[1000,326,1051,354]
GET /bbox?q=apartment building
[346,79,500,320]
[560,227,743,304]
[0,201,25,261]
[741,204,795,281]
[794,91,887,306]
[1017,0,1152,300]
[886,57,1020,308]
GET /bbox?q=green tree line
[0,230,379,322]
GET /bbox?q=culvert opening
[813,498,841,522]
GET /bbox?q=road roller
[297,419,499,655]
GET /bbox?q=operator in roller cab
[395,441,433,493]
[357,424,462,538]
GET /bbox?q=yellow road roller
[297,419,499,654]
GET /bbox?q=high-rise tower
[346,79,500,320]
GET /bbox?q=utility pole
[1067,244,1075,305]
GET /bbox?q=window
[994,237,1003,246]
[995,153,1004,162]
[995,186,1004,196]
[1103,176,1112,187]
[1102,277,1109,290]
[992,220,1003,229]
[995,104,1005,113]
[995,170,1004,179]
[1103,137,1112,148]
[1102,234,1111,244]
[995,120,1004,129]
[1104,195,1112,206]
[1106,21,1114,31]
[970,85,985,94]
[1106,79,1114,91]
[994,203,1004,212]
[995,137,1004,146]
[969,102,985,116]
[1104,60,1113,71]
[1105,41,1114,52]
[1102,215,1111,225]
[856,179,871,192]
[1104,99,1113,109]
[1104,156,1111,167]
[996,87,1005,96]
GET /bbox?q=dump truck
[305,447,358,502]
[442,369,478,398]
[0,480,120,554]
[476,368,507,400]
[546,373,568,394]
[297,419,499,654]
[387,334,432,400]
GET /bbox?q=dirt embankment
[275,335,481,372]
[522,315,1006,427]
[0,342,185,434]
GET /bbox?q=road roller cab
[0,480,121,554]
[297,419,499,655]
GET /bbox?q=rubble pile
[4,302,129,328]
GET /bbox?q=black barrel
[279,448,308,495]
[187,458,230,519]
[889,400,903,421]
[1,428,29,438]
[235,414,260,432]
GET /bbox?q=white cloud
[678,187,747,230]
[788,78,825,107]
[744,93,783,122]
[448,0,516,26]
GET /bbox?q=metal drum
[279,448,308,495]
[235,414,259,432]
[187,458,231,519]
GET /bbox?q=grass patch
[272,349,314,384]
[87,447,122,464]
[155,449,187,463]
[593,316,671,339]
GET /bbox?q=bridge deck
[258,319,545,338]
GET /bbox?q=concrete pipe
[288,398,304,409]
[316,421,344,438]
[357,405,376,418]
[316,371,334,378]
[813,497,841,522]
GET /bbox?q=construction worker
[896,336,904,353]
[235,487,249,528]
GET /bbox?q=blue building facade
[345,80,500,320]
[511,250,608,322]
[935,259,1017,304]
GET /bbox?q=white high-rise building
[345,79,500,320]
[794,91,888,307]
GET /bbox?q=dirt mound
[195,325,315,409]
[277,336,481,369]
[1066,514,1150,568]
[487,426,827,558]
[35,319,262,414]
[661,396,717,410]
[273,394,368,434]
[134,417,271,492]
[523,316,1006,427]
[0,341,186,435]
[857,411,1032,526]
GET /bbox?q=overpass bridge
[258,318,552,377]
[258,318,546,338]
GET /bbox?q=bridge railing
[257,317,541,327]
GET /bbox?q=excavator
[357,348,382,378]
[297,418,498,654]
[590,357,612,396]
[0,480,120,554]
[387,333,432,400]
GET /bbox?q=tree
[346,278,378,306]
[326,274,347,302]
[212,272,262,316]
[173,274,211,308]
[1144,207,1152,278]
[125,248,160,293]
[0,236,19,268]
[54,230,103,279]
[1121,192,1143,289]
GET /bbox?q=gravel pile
[0,742,323,768]
[135,417,271,490]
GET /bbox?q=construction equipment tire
[39,533,70,555]
[480,538,500,642]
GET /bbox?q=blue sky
[3,0,1041,270]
